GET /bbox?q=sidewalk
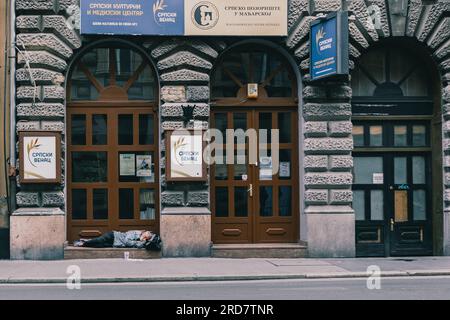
[0,257,450,284]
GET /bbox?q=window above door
[211,45,297,104]
[68,45,157,103]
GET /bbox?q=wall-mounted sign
[80,0,287,36]
[80,0,184,35]
[166,130,206,181]
[19,132,61,184]
[310,11,349,81]
[184,0,287,36]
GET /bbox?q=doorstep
[64,247,161,260]
[212,242,308,259]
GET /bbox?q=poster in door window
[136,155,152,177]
[120,154,135,176]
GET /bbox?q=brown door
[67,105,159,242]
[211,107,299,243]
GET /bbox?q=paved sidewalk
[0,257,449,284]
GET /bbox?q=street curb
[2,270,450,284]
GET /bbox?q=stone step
[211,243,308,259]
[64,247,161,260]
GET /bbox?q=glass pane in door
[394,157,407,184]
[260,186,273,217]
[93,189,108,220]
[279,186,292,216]
[354,157,383,184]
[412,156,426,184]
[215,187,229,217]
[353,190,365,221]
[370,190,384,220]
[413,190,426,221]
[234,187,248,217]
[92,114,107,145]
[119,189,134,219]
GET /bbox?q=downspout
[9,0,16,213]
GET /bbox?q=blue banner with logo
[81,0,184,35]
[310,12,348,81]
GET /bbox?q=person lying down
[74,230,155,249]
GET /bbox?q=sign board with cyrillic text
[310,11,349,80]
[80,0,287,36]
[19,132,61,184]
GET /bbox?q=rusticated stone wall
[12,0,450,257]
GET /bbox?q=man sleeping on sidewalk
[74,230,154,249]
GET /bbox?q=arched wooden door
[210,46,299,244]
[67,45,159,242]
[351,44,437,256]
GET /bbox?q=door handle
[390,218,395,231]
[248,184,253,197]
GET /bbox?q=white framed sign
[185,0,288,36]
[19,132,61,184]
[166,130,206,181]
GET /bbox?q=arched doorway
[66,44,159,242]
[351,42,441,256]
[210,45,299,244]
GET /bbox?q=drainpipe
[9,0,16,213]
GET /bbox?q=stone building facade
[9,0,450,259]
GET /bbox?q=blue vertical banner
[310,12,349,81]
[80,0,185,35]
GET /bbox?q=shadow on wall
[0,197,9,259]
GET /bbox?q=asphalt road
[0,276,450,300]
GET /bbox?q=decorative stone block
[329,155,353,171]
[305,189,328,204]
[17,103,65,118]
[187,86,209,102]
[304,155,328,171]
[16,33,72,59]
[161,69,209,82]
[329,121,352,137]
[304,138,353,154]
[16,120,40,131]
[161,121,184,131]
[16,192,40,207]
[161,86,187,103]
[40,121,64,131]
[304,103,351,121]
[305,173,353,188]
[17,51,68,71]
[304,121,327,137]
[187,191,209,206]
[161,191,184,206]
[157,51,212,70]
[161,103,184,117]
[330,190,353,204]
[42,192,65,207]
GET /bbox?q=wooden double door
[211,107,299,243]
[67,105,159,242]
[354,152,433,256]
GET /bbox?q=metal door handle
[248,184,253,197]
[390,218,395,231]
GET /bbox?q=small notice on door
[373,173,384,184]
[120,154,135,176]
